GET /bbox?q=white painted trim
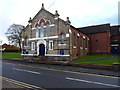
[49,24,55,27]
[37,39,46,56]
[111,44,119,46]
[22,38,24,41]
[54,17,59,20]
[32,24,55,30]
[49,40,53,50]
[45,54,70,56]
[58,44,66,46]
[80,47,83,49]
[83,36,85,39]
[24,46,28,47]
[66,33,69,37]
[73,46,76,48]
[21,54,70,57]
[21,54,38,56]
[69,29,72,33]
[77,33,80,37]
[29,36,58,41]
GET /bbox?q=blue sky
[0,0,119,44]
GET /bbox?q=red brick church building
[21,4,120,61]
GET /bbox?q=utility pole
[0,39,2,57]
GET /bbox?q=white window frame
[31,42,35,50]
[49,40,53,50]
[66,33,69,37]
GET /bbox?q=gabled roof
[32,8,55,21]
[77,23,110,34]
[110,25,120,36]
[30,6,68,27]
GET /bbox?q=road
[1,60,120,89]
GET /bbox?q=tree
[5,24,25,52]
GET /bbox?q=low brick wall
[45,56,70,61]
[3,58,120,70]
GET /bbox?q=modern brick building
[22,4,120,61]
[78,24,120,55]
[78,24,111,55]
[21,4,89,60]
[110,25,120,54]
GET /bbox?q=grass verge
[73,55,112,62]
[2,52,21,59]
[78,58,119,65]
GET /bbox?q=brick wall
[70,27,89,60]
[111,35,120,40]
[89,32,111,54]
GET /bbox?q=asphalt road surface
[1,60,120,89]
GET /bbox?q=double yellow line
[1,76,45,89]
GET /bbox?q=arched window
[40,22,44,38]
[60,33,64,44]
[46,24,50,37]
[36,26,39,38]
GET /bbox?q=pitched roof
[32,9,55,21]
[110,25,120,36]
[77,23,110,34]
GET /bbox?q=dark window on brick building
[85,38,87,48]
[74,32,76,46]
[80,36,82,47]
[60,33,64,44]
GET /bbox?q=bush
[2,44,20,52]
[3,49,19,52]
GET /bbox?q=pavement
[2,80,21,88]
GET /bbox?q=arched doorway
[39,44,45,56]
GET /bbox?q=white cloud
[0,0,119,44]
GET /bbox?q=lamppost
[0,39,2,59]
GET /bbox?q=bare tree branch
[5,24,25,52]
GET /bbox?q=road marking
[66,77,120,88]
[13,68,41,75]
[1,76,45,89]
[3,62,120,79]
